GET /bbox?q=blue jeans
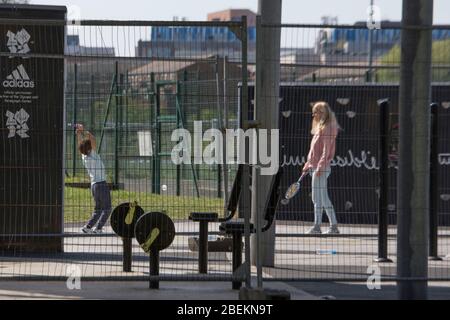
[87,181,112,229]
[310,166,338,226]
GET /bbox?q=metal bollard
[374,98,393,263]
[429,103,442,261]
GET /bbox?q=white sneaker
[81,225,93,234]
[92,227,103,234]
[306,225,322,234]
[324,225,340,234]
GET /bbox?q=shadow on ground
[287,281,450,300]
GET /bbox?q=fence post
[397,0,433,300]
[222,56,230,206]
[215,55,223,199]
[90,74,95,132]
[125,71,129,159]
[429,102,442,261]
[114,61,120,188]
[123,237,132,272]
[374,98,393,263]
[176,79,181,197]
[72,63,78,177]
[150,72,156,193]
[239,15,252,289]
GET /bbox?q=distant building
[280,48,321,81]
[207,9,256,27]
[316,21,450,60]
[299,21,450,83]
[136,9,256,62]
[66,35,115,56]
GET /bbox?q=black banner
[0,5,66,252]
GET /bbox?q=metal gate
[0,6,251,282]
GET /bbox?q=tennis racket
[281,172,308,205]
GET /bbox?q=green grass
[64,186,224,223]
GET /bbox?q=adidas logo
[2,65,35,89]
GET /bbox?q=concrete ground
[0,281,317,300]
[1,280,449,300]
[287,281,450,300]
[1,221,450,299]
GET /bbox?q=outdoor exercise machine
[135,211,176,289]
[110,202,145,272]
[219,166,284,290]
[189,164,243,274]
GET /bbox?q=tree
[377,39,450,83]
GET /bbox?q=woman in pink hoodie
[302,102,340,234]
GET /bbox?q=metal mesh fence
[256,22,450,282]
[0,18,249,281]
[1,15,450,283]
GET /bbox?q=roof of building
[129,59,198,75]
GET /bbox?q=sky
[29,0,450,25]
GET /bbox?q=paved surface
[1,222,449,279]
[0,281,317,300]
[287,281,450,300]
[1,221,450,299]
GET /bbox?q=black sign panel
[0,5,66,252]
[243,84,450,226]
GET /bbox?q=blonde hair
[311,101,340,135]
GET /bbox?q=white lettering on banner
[7,29,31,55]
[281,154,307,167]
[2,64,35,89]
[281,150,450,169]
[281,150,379,170]
[333,150,379,169]
[439,153,450,165]
[6,108,30,139]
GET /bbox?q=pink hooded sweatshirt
[305,122,338,172]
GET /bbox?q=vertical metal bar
[114,62,120,188]
[98,73,117,154]
[232,232,243,290]
[150,72,157,193]
[199,221,208,274]
[125,71,129,158]
[240,15,251,289]
[154,83,161,194]
[215,55,223,199]
[217,164,222,198]
[149,251,160,289]
[176,74,200,197]
[253,0,282,289]
[176,80,181,196]
[397,0,433,300]
[72,63,78,177]
[222,56,230,206]
[181,70,188,188]
[374,99,392,263]
[368,0,374,83]
[429,103,442,261]
[254,15,263,289]
[123,237,132,272]
[119,73,125,163]
[90,74,95,133]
